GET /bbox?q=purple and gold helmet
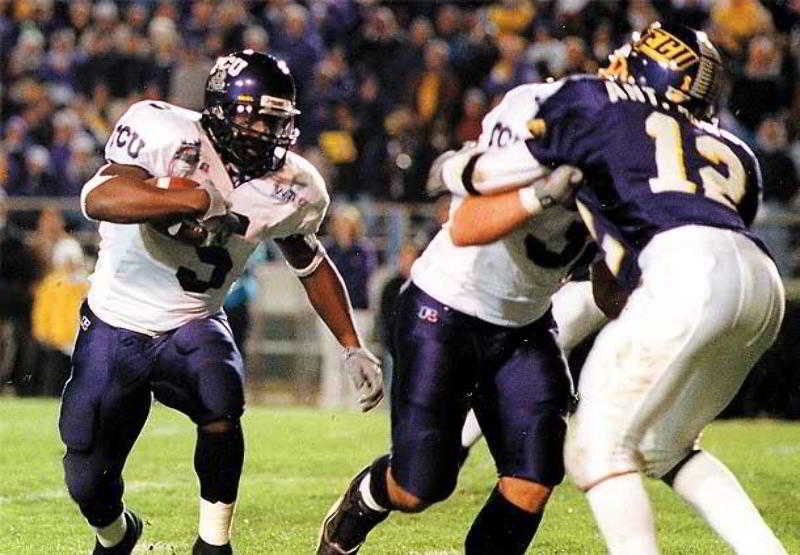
[604,22,723,119]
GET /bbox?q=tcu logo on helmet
[417,306,439,323]
[213,55,248,77]
[207,55,249,92]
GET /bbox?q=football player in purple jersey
[437,21,786,554]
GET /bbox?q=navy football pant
[60,302,245,526]
[390,284,573,503]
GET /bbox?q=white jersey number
[645,112,746,210]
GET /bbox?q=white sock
[671,451,786,554]
[358,473,388,513]
[461,410,483,449]
[93,511,127,548]
[586,473,660,555]
[198,498,235,546]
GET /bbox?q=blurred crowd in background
[2,0,800,413]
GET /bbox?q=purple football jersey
[526,75,765,288]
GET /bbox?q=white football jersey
[83,100,329,335]
[411,81,590,327]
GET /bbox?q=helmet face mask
[600,22,723,120]
[202,50,301,177]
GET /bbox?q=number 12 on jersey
[645,112,746,210]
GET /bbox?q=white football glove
[198,180,230,221]
[426,141,479,197]
[425,148,459,197]
[341,346,384,412]
[518,165,584,215]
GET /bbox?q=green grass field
[1,398,798,554]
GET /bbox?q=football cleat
[192,536,233,554]
[317,466,389,554]
[92,509,143,555]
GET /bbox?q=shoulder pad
[280,151,330,208]
[105,101,203,176]
[533,75,614,129]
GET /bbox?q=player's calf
[193,419,243,550]
[317,456,392,555]
[465,484,546,555]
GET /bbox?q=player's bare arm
[83,163,220,223]
[449,165,584,246]
[449,188,533,246]
[276,234,361,348]
[276,233,383,411]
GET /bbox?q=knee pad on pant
[565,427,693,489]
[64,449,124,527]
[194,420,245,504]
[563,426,639,490]
[391,432,460,504]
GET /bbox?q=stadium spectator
[275,3,324,107]
[0,190,43,394]
[454,88,487,144]
[711,0,774,56]
[482,33,537,100]
[323,204,379,311]
[749,116,800,277]
[49,109,80,182]
[31,231,88,396]
[561,35,598,76]
[625,0,662,36]
[663,0,712,30]
[168,38,213,111]
[351,6,410,106]
[184,0,214,45]
[124,1,150,37]
[18,145,57,197]
[64,134,101,199]
[410,39,461,127]
[526,24,568,78]
[487,0,536,36]
[318,102,359,199]
[728,34,793,138]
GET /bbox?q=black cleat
[92,509,143,555]
[192,536,233,554]
[317,466,389,554]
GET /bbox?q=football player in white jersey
[317,79,592,554]
[433,23,786,555]
[59,51,383,555]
